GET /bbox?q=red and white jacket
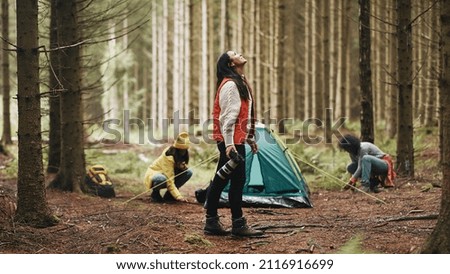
[212,77,255,146]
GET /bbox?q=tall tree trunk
[189,0,199,126]
[219,0,227,50]
[262,0,270,124]
[184,0,191,121]
[199,0,208,125]
[345,1,355,120]
[15,0,56,227]
[293,0,304,121]
[421,0,450,253]
[425,2,439,127]
[313,0,323,123]
[208,1,215,116]
[359,0,375,143]
[173,0,181,118]
[304,0,311,119]
[322,0,332,143]
[151,2,158,131]
[396,0,415,177]
[415,0,425,125]
[122,16,129,112]
[255,0,262,118]
[1,0,12,144]
[337,0,347,120]
[387,0,398,138]
[49,0,85,193]
[47,0,61,174]
[277,0,286,133]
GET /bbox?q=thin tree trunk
[47,0,61,174]
[219,0,226,50]
[189,0,199,126]
[359,0,375,143]
[49,0,85,193]
[322,0,331,143]
[277,0,286,133]
[396,0,415,177]
[15,0,56,227]
[184,0,190,121]
[314,0,323,123]
[150,1,161,132]
[425,2,439,127]
[200,0,208,125]
[151,2,158,131]
[304,0,311,119]
[255,0,262,118]
[123,16,129,112]
[208,1,215,116]
[173,0,180,118]
[337,0,347,120]
[421,0,450,253]
[1,0,11,144]
[387,0,398,138]
[416,0,425,125]
[345,1,354,120]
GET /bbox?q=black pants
[206,142,246,219]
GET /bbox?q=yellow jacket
[144,147,184,200]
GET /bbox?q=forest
[1,0,450,255]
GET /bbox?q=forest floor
[0,142,442,254]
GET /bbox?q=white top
[218,81,252,146]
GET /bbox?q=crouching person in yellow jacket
[144,132,192,203]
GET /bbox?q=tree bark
[277,0,286,133]
[359,0,375,143]
[425,2,439,127]
[151,2,158,131]
[421,0,450,253]
[387,0,398,138]
[47,0,61,174]
[322,0,331,143]
[396,0,415,177]
[15,0,57,227]
[1,0,12,144]
[304,0,312,119]
[314,0,324,123]
[49,0,85,193]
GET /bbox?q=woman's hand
[176,161,187,171]
[247,139,258,154]
[226,145,237,158]
[177,196,189,203]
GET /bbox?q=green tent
[218,125,312,208]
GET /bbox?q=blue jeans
[347,155,388,187]
[151,169,193,190]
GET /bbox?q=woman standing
[204,51,263,237]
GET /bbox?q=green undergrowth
[337,234,375,254]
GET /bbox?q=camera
[216,149,244,180]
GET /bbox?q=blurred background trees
[1,0,445,226]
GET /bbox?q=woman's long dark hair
[166,147,189,165]
[338,134,361,156]
[216,52,250,100]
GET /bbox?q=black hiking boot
[151,190,164,203]
[231,217,263,237]
[204,215,230,236]
[163,191,177,202]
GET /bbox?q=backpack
[84,165,116,198]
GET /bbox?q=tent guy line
[289,150,387,205]
[122,152,220,205]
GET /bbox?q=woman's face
[227,51,247,67]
